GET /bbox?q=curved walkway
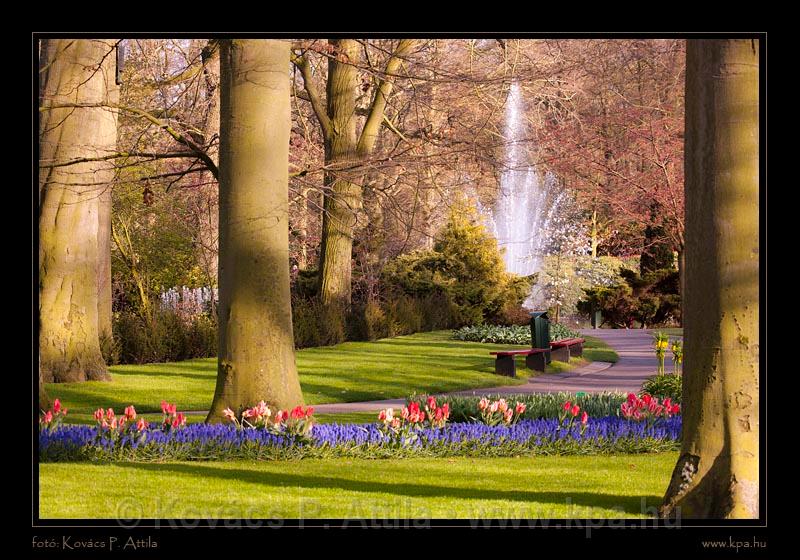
[312,329,668,414]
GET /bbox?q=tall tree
[295,39,416,310]
[207,39,304,420]
[660,39,759,519]
[39,39,119,383]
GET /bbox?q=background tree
[660,39,759,519]
[207,39,304,420]
[293,39,417,311]
[39,39,120,382]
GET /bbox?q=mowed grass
[39,453,676,519]
[46,331,533,417]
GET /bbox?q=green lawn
[46,331,620,422]
[582,335,619,363]
[47,331,536,417]
[39,453,676,519]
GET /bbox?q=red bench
[549,337,585,362]
[489,348,549,377]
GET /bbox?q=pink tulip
[53,399,61,414]
[136,418,148,431]
[489,401,499,413]
[503,409,513,424]
[93,408,105,422]
[107,408,115,419]
[563,401,572,411]
[515,402,526,415]
[223,408,236,422]
[478,397,489,411]
[378,409,387,421]
[124,405,137,420]
[41,411,53,424]
[581,411,588,425]
[441,403,450,419]
[427,396,437,410]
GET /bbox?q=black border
[32,31,769,556]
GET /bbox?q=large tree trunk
[39,39,119,383]
[207,39,304,421]
[660,39,759,519]
[318,39,362,310]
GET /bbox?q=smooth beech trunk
[207,40,304,421]
[39,39,119,383]
[660,39,759,519]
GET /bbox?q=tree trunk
[39,39,119,383]
[660,39,759,519]
[318,39,362,310]
[207,39,304,421]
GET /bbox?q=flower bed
[412,392,628,423]
[39,416,680,462]
[452,323,580,345]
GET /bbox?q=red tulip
[571,405,580,417]
[627,393,637,403]
[53,399,61,414]
[581,411,588,425]
[305,406,315,418]
[563,401,572,411]
[378,410,387,421]
[41,411,53,424]
[441,403,450,418]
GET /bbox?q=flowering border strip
[40,416,680,463]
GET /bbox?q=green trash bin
[530,311,552,364]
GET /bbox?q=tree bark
[207,39,304,421]
[318,39,362,309]
[660,39,759,519]
[39,39,119,383]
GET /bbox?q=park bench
[549,337,585,362]
[488,348,549,377]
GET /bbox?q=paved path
[311,329,668,414]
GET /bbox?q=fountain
[485,82,565,306]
